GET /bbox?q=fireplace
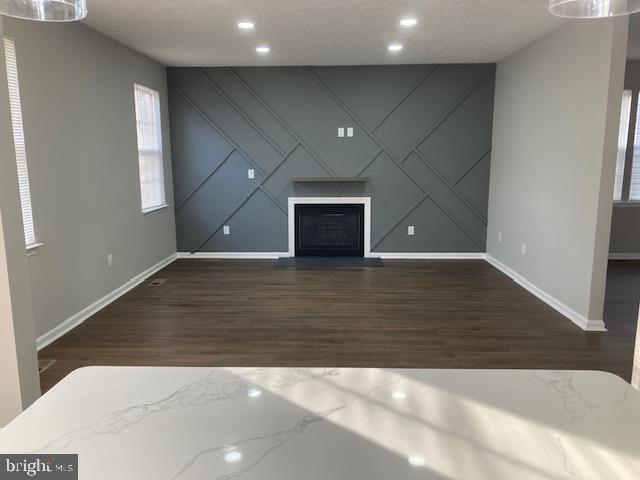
[294,204,365,257]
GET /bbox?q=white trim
[142,204,170,216]
[177,252,287,259]
[25,242,43,256]
[609,253,640,260]
[287,197,371,258]
[376,252,486,260]
[485,254,607,332]
[36,253,178,350]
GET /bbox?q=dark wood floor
[38,259,639,392]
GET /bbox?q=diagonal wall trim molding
[192,143,300,252]
[412,149,488,226]
[371,66,437,132]
[452,148,492,187]
[372,194,429,249]
[306,67,487,249]
[401,67,496,159]
[198,68,288,157]
[169,82,267,177]
[227,67,339,178]
[169,65,495,254]
[174,148,236,213]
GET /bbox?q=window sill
[26,243,43,256]
[142,204,170,217]
[613,202,640,208]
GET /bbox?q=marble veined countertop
[1,367,639,479]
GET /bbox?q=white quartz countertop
[1,367,639,479]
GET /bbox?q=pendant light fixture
[549,0,640,18]
[0,0,86,22]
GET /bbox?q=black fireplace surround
[295,204,364,257]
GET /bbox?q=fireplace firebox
[294,204,365,257]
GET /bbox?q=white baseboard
[485,254,607,332]
[177,252,288,259]
[609,253,640,260]
[375,252,487,260]
[36,253,178,350]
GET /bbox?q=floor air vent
[148,278,166,287]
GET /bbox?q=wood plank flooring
[38,259,639,392]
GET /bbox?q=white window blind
[631,92,640,202]
[133,84,165,213]
[4,37,36,247]
[614,90,632,201]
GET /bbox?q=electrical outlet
[408,225,415,236]
[338,127,345,138]
[248,169,255,179]
[107,254,113,268]
[347,127,354,137]
[498,231,502,243]
[223,225,230,235]
[521,243,526,255]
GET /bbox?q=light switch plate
[347,127,354,137]
[408,226,415,236]
[223,225,230,235]
[248,169,255,179]
[338,127,345,138]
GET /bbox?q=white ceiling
[82,0,565,67]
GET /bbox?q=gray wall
[0,18,39,419]
[610,60,640,255]
[168,65,495,253]
[3,18,176,339]
[487,18,628,324]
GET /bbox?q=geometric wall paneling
[232,67,382,177]
[200,67,299,157]
[417,74,496,185]
[168,93,235,207]
[174,151,264,252]
[374,64,495,161]
[342,152,424,243]
[262,144,338,207]
[311,65,431,131]
[169,68,284,172]
[200,189,288,252]
[403,152,487,249]
[454,151,492,220]
[168,64,496,253]
[375,197,481,253]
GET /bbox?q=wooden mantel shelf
[292,177,368,183]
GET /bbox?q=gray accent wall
[168,65,495,253]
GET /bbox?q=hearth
[294,203,364,257]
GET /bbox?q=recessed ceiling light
[400,18,417,26]
[256,46,270,54]
[238,21,255,29]
[392,391,407,400]
[408,455,426,467]
[388,44,403,52]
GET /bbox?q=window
[4,37,37,248]
[614,90,632,201]
[614,89,640,203]
[133,84,165,213]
